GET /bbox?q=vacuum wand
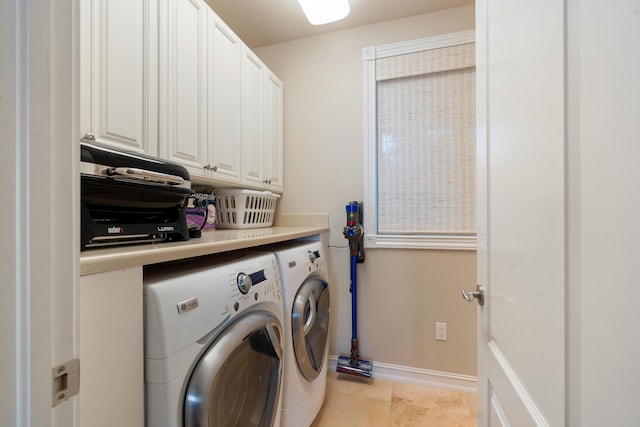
[337,202,372,378]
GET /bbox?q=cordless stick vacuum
[337,202,373,378]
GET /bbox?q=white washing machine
[262,240,331,427]
[143,252,285,427]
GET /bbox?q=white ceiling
[205,0,474,48]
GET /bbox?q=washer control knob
[308,251,317,264]
[237,273,253,294]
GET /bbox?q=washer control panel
[306,247,326,272]
[224,254,282,313]
[236,272,253,294]
[307,249,319,264]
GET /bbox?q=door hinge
[52,358,80,407]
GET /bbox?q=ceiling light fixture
[297,0,351,26]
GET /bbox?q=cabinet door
[206,11,242,183]
[264,71,284,192]
[241,47,266,188]
[159,0,207,174]
[81,0,158,155]
[79,268,144,427]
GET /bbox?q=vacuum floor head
[337,355,373,379]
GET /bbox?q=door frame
[1,0,78,425]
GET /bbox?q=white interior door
[474,0,566,425]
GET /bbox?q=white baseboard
[329,355,477,394]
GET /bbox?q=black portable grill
[80,139,193,251]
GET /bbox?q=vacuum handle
[344,201,365,262]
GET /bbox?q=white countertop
[80,214,329,276]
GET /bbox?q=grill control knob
[237,273,252,294]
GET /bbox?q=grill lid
[80,139,191,189]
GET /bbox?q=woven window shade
[376,43,476,235]
[376,43,475,81]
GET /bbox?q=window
[363,31,476,250]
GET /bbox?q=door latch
[52,358,80,407]
[462,284,485,306]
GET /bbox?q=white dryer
[263,240,331,427]
[144,252,285,427]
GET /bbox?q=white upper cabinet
[264,71,284,192]
[159,0,208,175]
[80,0,158,155]
[205,10,242,184]
[82,0,282,192]
[241,47,266,188]
[241,47,284,192]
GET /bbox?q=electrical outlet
[435,322,447,341]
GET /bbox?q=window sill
[363,234,476,250]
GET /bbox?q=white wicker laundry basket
[215,189,280,229]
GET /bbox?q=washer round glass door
[184,310,283,427]
[291,276,330,381]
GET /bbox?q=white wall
[256,5,478,377]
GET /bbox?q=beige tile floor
[310,371,477,427]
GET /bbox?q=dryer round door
[291,276,330,381]
[184,310,283,427]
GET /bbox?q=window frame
[363,30,477,250]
